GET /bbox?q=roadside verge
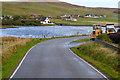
[70,40,119,79]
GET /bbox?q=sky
[0,0,119,8]
[59,0,119,8]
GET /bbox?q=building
[93,15,100,18]
[100,15,106,17]
[39,17,54,24]
[60,14,68,18]
[2,15,13,19]
[73,15,80,18]
[0,15,3,19]
[66,17,77,21]
[84,14,92,18]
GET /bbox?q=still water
[1,26,107,38]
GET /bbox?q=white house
[40,17,54,24]
[0,16,3,19]
[60,14,67,18]
[0,15,3,19]
[84,14,92,18]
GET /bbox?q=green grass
[2,38,51,78]
[50,17,118,26]
[0,26,19,29]
[97,33,119,46]
[72,38,90,43]
[71,42,119,79]
[50,18,95,26]
[97,33,112,43]
[2,2,118,26]
[51,34,88,39]
[2,2,116,17]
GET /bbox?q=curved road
[10,36,108,79]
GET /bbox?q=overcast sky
[60,0,119,8]
[0,0,119,8]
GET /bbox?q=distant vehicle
[91,24,102,40]
[105,24,116,34]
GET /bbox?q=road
[10,36,108,79]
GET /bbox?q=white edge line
[69,49,109,80]
[9,43,40,80]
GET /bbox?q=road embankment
[71,42,119,79]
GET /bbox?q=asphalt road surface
[10,36,108,79]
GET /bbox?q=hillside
[2,2,118,26]
[2,2,117,16]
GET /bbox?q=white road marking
[69,49,109,80]
[9,43,40,80]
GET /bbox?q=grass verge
[0,26,19,29]
[2,38,51,78]
[72,38,90,43]
[71,42,119,79]
[97,33,119,46]
[51,34,88,39]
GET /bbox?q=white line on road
[9,43,41,80]
[69,49,109,80]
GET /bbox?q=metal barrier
[95,38,118,50]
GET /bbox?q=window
[93,31,96,36]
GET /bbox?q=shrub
[77,43,118,72]
[97,33,112,43]
[108,33,120,44]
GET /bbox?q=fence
[95,38,118,50]
[1,37,25,49]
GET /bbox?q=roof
[106,24,114,25]
[67,17,73,19]
[35,17,46,21]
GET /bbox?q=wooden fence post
[11,40,12,44]
[8,41,9,46]
[118,44,120,55]
[2,43,4,48]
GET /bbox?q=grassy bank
[71,42,119,79]
[2,19,57,27]
[50,18,118,26]
[97,33,119,46]
[1,24,56,29]
[51,34,88,39]
[2,37,51,78]
[2,2,117,17]
[72,38,90,43]
[0,26,19,29]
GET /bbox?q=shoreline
[1,25,120,29]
